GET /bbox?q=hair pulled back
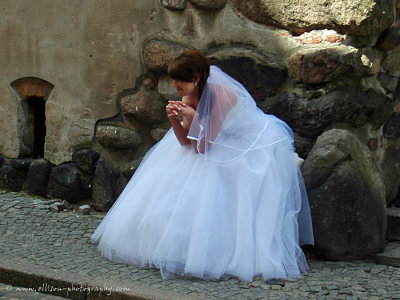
[168,50,210,98]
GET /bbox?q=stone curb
[0,257,200,300]
[374,241,400,268]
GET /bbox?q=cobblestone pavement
[1,190,400,300]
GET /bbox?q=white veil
[187,66,293,163]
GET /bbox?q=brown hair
[168,50,210,98]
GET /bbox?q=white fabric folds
[188,66,293,163]
[91,66,314,282]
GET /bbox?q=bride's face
[172,79,198,97]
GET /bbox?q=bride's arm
[167,114,194,146]
[166,99,197,148]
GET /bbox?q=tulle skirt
[91,114,314,282]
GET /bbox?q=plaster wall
[0,0,295,164]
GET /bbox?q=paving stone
[0,190,400,300]
[78,205,90,215]
[61,200,73,210]
[49,203,64,213]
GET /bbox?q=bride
[91,50,314,282]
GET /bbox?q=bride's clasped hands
[166,100,195,120]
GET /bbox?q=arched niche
[10,77,54,158]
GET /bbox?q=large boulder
[121,91,167,125]
[120,158,143,185]
[0,165,24,192]
[288,46,369,84]
[380,140,400,204]
[231,0,395,36]
[72,148,100,175]
[151,128,168,142]
[208,47,287,99]
[95,124,142,149]
[91,160,122,212]
[142,40,189,71]
[302,129,386,260]
[48,163,91,203]
[26,159,51,197]
[260,87,393,138]
[157,75,180,101]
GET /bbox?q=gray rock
[208,47,287,100]
[302,129,386,260]
[288,46,367,84]
[359,47,382,75]
[391,189,400,207]
[49,203,64,213]
[383,113,400,138]
[42,200,57,206]
[92,160,122,212]
[151,128,168,142]
[10,158,34,171]
[382,46,400,75]
[157,75,180,100]
[378,73,399,93]
[160,0,186,10]
[48,163,91,203]
[231,0,394,36]
[387,207,400,241]
[361,75,387,95]
[62,200,73,210]
[121,91,167,125]
[120,158,143,180]
[0,165,24,192]
[189,0,227,9]
[293,133,315,159]
[377,21,400,51]
[72,149,100,174]
[395,79,400,101]
[260,87,392,138]
[26,159,51,197]
[95,124,142,149]
[142,39,189,71]
[344,34,382,48]
[380,141,400,204]
[78,204,91,215]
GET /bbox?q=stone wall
[0,0,400,260]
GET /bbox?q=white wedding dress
[91,66,314,282]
